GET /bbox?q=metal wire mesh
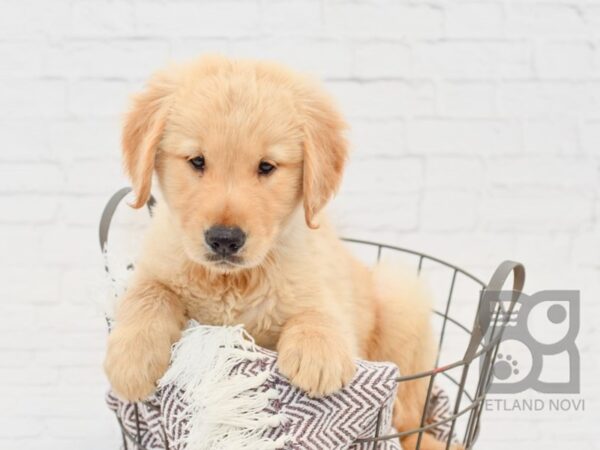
[343,239,524,449]
[102,192,524,450]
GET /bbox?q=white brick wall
[1,1,598,448]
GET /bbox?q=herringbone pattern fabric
[107,343,454,449]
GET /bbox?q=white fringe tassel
[159,322,289,450]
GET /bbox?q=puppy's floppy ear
[122,71,175,208]
[300,87,348,228]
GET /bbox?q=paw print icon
[482,290,580,394]
[493,353,520,380]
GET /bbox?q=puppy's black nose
[205,226,246,256]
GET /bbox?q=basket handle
[463,260,526,363]
[98,187,156,255]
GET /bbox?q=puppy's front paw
[104,327,172,402]
[277,332,356,397]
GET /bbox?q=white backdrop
[0,1,598,449]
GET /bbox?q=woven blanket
[106,324,453,450]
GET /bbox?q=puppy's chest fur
[169,268,287,349]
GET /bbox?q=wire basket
[101,188,525,450]
[343,239,525,449]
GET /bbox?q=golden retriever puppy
[104,55,459,450]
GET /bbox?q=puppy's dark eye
[258,161,276,176]
[189,156,205,171]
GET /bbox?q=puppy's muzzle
[205,225,246,257]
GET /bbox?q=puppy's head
[122,55,347,272]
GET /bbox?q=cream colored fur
[104,55,461,450]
